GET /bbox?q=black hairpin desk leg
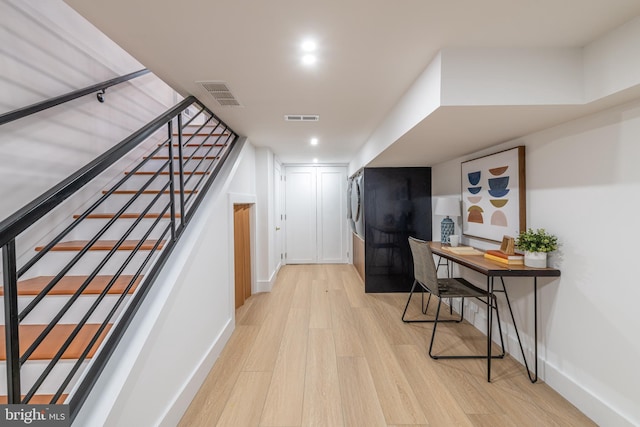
[500,276,539,383]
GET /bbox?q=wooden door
[234,204,252,308]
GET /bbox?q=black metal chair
[403,237,505,361]
[402,254,454,322]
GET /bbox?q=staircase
[0,95,238,419]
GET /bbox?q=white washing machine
[350,172,364,238]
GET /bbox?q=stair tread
[180,143,226,147]
[73,213,180,219]
[126,171,210,175]
[0,323,112,361]
[159,142,226,147]
[36,240,165,252]
[173,132,230,137]
[102,189,197,194]
[0,275,142,296]
[0,394,68,404]
[144,156,219,160]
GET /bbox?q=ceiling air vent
[285,114,319,122]
[197,81,242,107]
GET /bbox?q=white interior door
[317,166,347,263]
[274,162,284,267]
[284,165,347,264]
[285,166,317,263]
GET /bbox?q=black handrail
[1,88,241,418]
[0,69,150,126]
[0,103,241,419]
[0,96,195,248]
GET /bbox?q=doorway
[284,165,347,264]
[233,204,252,308]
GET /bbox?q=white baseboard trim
[460,300,635,426]
[463,303,534,370]
[158,318,235,427]
[543,361,636,427]
[256,263,281,293]
[256,279,272,293]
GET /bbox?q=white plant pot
[524,251,547,268]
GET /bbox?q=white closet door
[284,165,347,264]
[285,166,317,263]
[274,163,284,267]
[317,166,347,263]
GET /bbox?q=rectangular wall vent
[197,81,243,107]
[285,114,319,122]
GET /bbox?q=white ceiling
[65,0,640,166]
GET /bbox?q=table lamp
[435,197,460,244]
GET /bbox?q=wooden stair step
[102,189,197,195]
[125,171,209,176]
[0,323,112,360]
[0,275,141,297]
[178,143,226,147]
[0,394,68,404]
[144,156,219,160]
[173,132,230,137]
[73,213,180,219]
[159,142,226,147]
[35,240,165,252]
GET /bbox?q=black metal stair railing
[0,81,238,420]
[0,69,150,126]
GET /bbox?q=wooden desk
[429,241,561,383]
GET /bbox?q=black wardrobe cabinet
[363,167,432,293]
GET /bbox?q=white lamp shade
[435,197,460,217]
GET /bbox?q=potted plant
[515,228,558,268]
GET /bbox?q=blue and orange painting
[466,171,483,223]
[488,167,509,226]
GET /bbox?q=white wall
[431,99,640,427]
[0,5,266,424]
[72,138,257,427]
[0,0,179,281]
[583,16,640,101]
[254,147,278,291]
[0,0,177,222]
[349,16,640,177]
[348,52,442,176]
[440,47,583,106]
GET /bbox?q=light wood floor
[179,265,595,427]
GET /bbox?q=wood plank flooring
[179,265,595,427]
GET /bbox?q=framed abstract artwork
[461,146,526,242]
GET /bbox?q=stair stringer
[72,137,251,427]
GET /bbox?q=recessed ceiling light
[302,54,317,66]
[313,158,318,163]
[310,138,318,146]
[301,39,317,52]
